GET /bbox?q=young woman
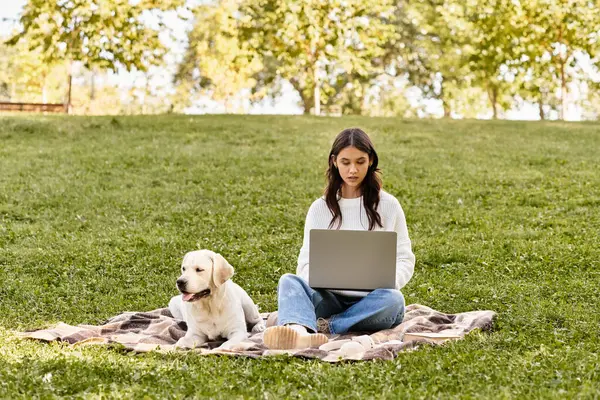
[263,127,416,350]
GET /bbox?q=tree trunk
[290,77,313,115]
[313,65,320,116]
[360,83,369,115]
[142,74,150,114]
[42,78,47,104]
[487,85,498,119]
[64,61,73,114]
[557,26,567,121]
[559,60,567,120]
[538,91,545,120]
[90,69,96,101]
[442,100,451,118]
[439,81,451,118]
[300,89,314,115]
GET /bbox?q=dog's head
[176,249,234,302]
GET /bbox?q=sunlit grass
[0,115,599,398]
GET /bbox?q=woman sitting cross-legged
[263,127,416,350]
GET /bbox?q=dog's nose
[176,278,187,291]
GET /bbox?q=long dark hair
[325,128,383,230]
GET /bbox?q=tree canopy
[5,0,600,119]
[7,0,185,71]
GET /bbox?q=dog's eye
[182,267,186,272]
[196,268,204,273]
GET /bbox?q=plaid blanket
[19,304,496,362]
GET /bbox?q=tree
[0,38,65,103]
[174,0,263,113]
[387,0,475,118]
[515,59,561,120]
[7,0,185,110]
[465,0,522,119]
[581,80,600,120]
[237,0,398,114]
[519,0,600,120]
[313,2,423,116]
[366,76,421,118]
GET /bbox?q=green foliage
[0,115,599,397]
[377,89,416,118]
[395,0,470,117]
[236,0,398,114]
[363,79,421,118]
[232,0,600,119]
[4,0,600,119]
[0,39,65,103]
[581,81,600,119]
[517,0,600,119]
[465,0,522,119]
[7,0,185,72]
[174,0,263,113]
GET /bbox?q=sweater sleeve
[394,201,416,289]
[296,204,314,282]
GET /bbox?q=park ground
[0,115,599,398]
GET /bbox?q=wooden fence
[0,102,68,113]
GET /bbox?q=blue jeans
[276,273,405,334]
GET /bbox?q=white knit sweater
[296,190,416,297]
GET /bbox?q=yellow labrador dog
[168,249,265,350]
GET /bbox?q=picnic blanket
[19,304,496,362]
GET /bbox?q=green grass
[0,114,599,399]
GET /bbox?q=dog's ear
[212,253,234,287]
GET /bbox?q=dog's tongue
[182,292,195,302]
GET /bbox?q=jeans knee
[278,273,308,293]
[278,273,299,287]
[372,288,405,312]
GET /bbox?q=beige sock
[286,324,308,334]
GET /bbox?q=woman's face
[334,146,372,190]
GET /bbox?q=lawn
[0,114,599,399]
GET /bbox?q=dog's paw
[217,342,236,351]
[251,321,266,334]
[218,337,248,351]
[175,336,198,349]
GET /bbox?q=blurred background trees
[2,0,599,119]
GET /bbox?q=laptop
[309,229,397,291]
